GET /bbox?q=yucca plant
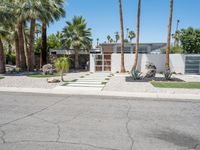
[54,57,69,82]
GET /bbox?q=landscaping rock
[142,62,157,78]
[47,78,60,83]
[42,64,53,75]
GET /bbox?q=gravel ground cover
[0,72,88,89]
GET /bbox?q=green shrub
[6,53,16,65]
[54,57,70,81]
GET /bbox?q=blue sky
[48,0,200,44]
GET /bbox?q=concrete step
[68,81,102,84]
[67,84,104,87]
[77,78,105,81]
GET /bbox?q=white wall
[111,54,186,74]
[90,54,199,74]
[90,54,96,72]
[111,54,166,73]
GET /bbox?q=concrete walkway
[62,73,111,91]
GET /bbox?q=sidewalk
[0,86,199,101]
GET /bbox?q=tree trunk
[74,50,79,70]
[14,31,20,68]
[18,21,26,70]
[118,0,126,73]
[0,38,6,74]
[29,18,36,71]
[132,0,141,71]
[24,29,30,71]
[61,70,64,82]
[165,0,173,70]
[40,23,47,67]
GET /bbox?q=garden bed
[151,81,200,89]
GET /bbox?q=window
[116,46,132,53]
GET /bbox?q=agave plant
[54,57,70,82]
[164,69,173,80]
[131,69,141,80]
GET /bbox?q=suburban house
[90,43,200,74]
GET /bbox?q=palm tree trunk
[24,29,30,71]
[41,23,47,67]
[29,18,36,71]
[0,38,6,74]
[166,0,173,70]
[18,21,26,70]
[74,49,79,70]
[118,0,126,73]
[14,31,20,68]
[132,0,141,71]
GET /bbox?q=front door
[95,54,111,72]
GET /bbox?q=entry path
[59,73,111,91]
[0,92,200,150]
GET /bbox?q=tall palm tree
[0,1,15,73]
[62,16,92,69]
[0,28,7,74]
[118,0,126,73]
[40,0,65,67]
[107,35,112,43]
[115,32,120,43]
[166,0,173,71]
[132,0,141,71]
[128,31,136,43]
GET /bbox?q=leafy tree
[47,34,62,49]
[179,27,200,54]
[54,57,69,82]
[62,16,92,69]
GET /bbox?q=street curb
[0,87,199,100]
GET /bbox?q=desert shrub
[54,57,70,81]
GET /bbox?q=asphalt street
[0,92,200,150]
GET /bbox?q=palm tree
[0,28,6,74]
[115,32,120,43]
[40,0,65,67]
[165,0,173,71]
[107,35,112,43]
[132,0,141,71]
[96,38,100,47]
[118,0,126,73]
[0,1,15,73]
[62,16,92,70]
[128,31,136,43]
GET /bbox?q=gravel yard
[103,73,200,94]
[0,72,88,89]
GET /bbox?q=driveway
[0,92,200,150]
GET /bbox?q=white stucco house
[90,43,200,75]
